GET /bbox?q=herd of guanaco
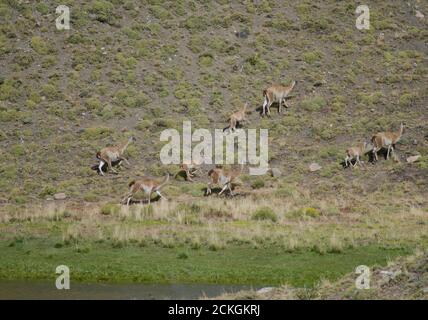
[94,81,406,204]
[345,123,405,168]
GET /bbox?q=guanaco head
[96,151,101,159]
[128,180,136,187]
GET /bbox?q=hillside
[0,0,427,204]
[0,1,427,295]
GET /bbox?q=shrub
[303,51,323,64]
[252,207,277,222]
[31,36,50,55]
[100,203,120,215]
[88,1,114,24]
[300,96,326,111]
[251,178,265,189]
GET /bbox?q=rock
[412,139,418,145]
[235,29,250,39]
[270,168,282,178]
[53,193,67,200]
[309,163,322,172]
[415,10,424,19]
[406,155,421,163]
[257,287,274,294]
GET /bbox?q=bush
[252,207,277,222]
[31,36,50,55]
[251,178,265,189]
[300,96,327,111]
[100,203,120,215]
[303,51,322,64]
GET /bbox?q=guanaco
[345,141,367,168]
[262,81,296,116]
[223,103,249,134]
[206,163,244,197]
[176,161,201,182]
[371,123,405,161]
[122,173,170,205]
[96,136,136,175]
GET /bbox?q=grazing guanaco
[345,141,367,168]
[223,103,249,134]
[371,123,405,161]
[176,161,201,182]
[122,173,170,206]
[262,80,296,116]
[206,163,244,197]
[96,136,136,175]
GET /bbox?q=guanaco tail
[262,80,296,116]
[345,141,367,168]
[96,136,136,175]
[223,103,249,134]
[371,123,404,161]
[206,163,244,197]
[122,173,170,205]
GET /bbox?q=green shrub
[88,1,115,24]
[300,96,326,111]
[100,203,120,215]
[252,207,277,222]
[251,178,265,189]
[31,36,50,55]
[303,51,323,64]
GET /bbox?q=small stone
[235,29,250,39]
[406,155,421,163]
[415,10,424,19]
[270,168,282,178]
[412,139,418,145]
[53,193,67,200]
[257,287,274,294]
[309,163,322,172]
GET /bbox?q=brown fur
[224,103,249,134]
[206,164,244,197]
[345,142,367,168]
[371,123,404,161]
[122,174,170,205]
[176,161,201,182]
[262,81,296,116]
[96,136,136,175]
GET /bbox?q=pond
[0,280,260,300]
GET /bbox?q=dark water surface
[0,280,260,300]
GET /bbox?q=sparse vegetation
[0,0,426,298]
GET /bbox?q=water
[0,280,260,300]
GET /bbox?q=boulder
[309,163,322,172]
[406,155,421,163]
[270,168,282,178]
[53,193,67,200]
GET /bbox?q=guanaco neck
[120,138,132,154]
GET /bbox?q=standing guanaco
[223,103,249,134]
[206,163,244,197]
[345,141,367,168]
[96,136,136,175]
[371,123,405,161]
[122,173,169,205]
[262,80,296,116]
